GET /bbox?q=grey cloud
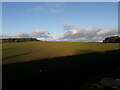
[0,34,15,38]
[63,23,74,31]
[58,26,118,42]
[1,30,51,39]
[31,30,51,38]
[15,32,31,38]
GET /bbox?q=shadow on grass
[3,49,120,90]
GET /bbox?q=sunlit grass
[2,41,119,64]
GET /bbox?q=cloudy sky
[2,2,118,42]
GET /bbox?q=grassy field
[2,41,120,90]
[2,41,119,64]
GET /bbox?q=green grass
[3,49,120,90]
[3,41,120,89]
[2,41,119,64]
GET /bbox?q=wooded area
[103,36,120,43]
[1,38,39,43]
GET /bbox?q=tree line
[1,38,39,43]
[103,36,120,43]
[1,36,120,43]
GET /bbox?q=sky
[0,2,2,34]
[2,2,118,42]
[2,0,120,2]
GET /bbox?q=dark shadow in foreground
[3,49,120,90]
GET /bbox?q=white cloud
[62,23,74,31]
[27,3,46,12]
[31,30,50,38]
[27,3,63,14]
[49,8,63,13]
[1,25,118,42]
[57,26,118,42]
[0,34,14,38]
[1,29,52,39]
[15,32,31,38]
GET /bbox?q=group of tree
[2,38,39,43]
[103,36,120,43]
[1,36,120,43]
